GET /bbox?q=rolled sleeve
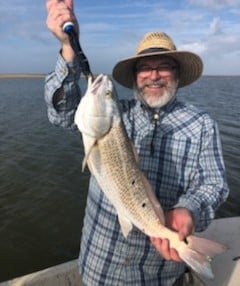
[44,53,81,130]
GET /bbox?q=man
[45,1,229,285]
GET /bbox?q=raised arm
[44,0,81,129]
[46,0,78,61]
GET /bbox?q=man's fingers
[46,0,73,12]
[46,0,60,11]
[65,0,74,10]
[161,239,171,260]
[150,238,171,260]
[169,248,182,262]
[178,223,195,241]
[46,0,76,31]
[150,237,183,262]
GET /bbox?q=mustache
[138,79,169,89]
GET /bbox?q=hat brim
[112,50,203,89]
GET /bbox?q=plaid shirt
[45,55,229,286]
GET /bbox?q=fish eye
[105,90,112,97]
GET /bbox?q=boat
[198,216,240,286]
[0,259,83,286]
[0,217,239,286]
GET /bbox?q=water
[0,76,239,281]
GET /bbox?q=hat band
[138,47,170,55]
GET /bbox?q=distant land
[0,73,238,79]
[0,73,46,79]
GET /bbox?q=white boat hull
[0,260,83,286]
[197,217,240,286]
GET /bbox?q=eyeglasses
[135,64,177,76]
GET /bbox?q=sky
[0,0,239,75]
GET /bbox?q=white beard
[134,79,179,109]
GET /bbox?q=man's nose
[149,69,161,80]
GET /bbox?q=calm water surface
[0,76,239,281]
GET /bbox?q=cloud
[188,0,240,9]
[0,1,46,40]
[209,17,223,35]
[0,0,239,74]
[179,42,207,54]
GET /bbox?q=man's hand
[46,0,78,61]
[150,208,194,262]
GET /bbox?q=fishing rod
[63,22,93,81]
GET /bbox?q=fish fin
[179,247,214,279]
[118,214,133,238]
[82,155,88,172]
[87,73,94,88]
[140,173,165,225]
[82,138,97,172]
[179,236,228,279]
[187,235,229,257]
[130,142,139,162]
[86,159,94,174]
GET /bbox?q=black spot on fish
[142,203,146,208]
[131,180,135,185]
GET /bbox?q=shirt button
[61,68,67,75]
[124,258,131,265]
[71,68,76,74]
[132,230,138,236]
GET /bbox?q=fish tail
[178,236,228,279]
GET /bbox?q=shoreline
[0,74,46,79]
[0,74,239,79]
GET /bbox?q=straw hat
[112,32,203,88]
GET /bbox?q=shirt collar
[137,96,177,119]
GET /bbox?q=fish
[74,74,228,279]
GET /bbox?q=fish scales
[88,122,164,236]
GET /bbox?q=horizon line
[0,73,239,79]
